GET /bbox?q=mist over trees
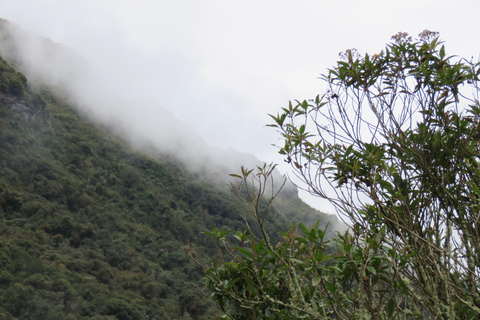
[0,18,340,320]
[0,18,274,185]
[200,31,480,319]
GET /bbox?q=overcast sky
[1,0,479,213]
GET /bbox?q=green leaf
[315,251,324,263]
[387,298,396,317]
[240,247,253,258]
[316,228,325,240]
[367,266,377,275]
[299,124,306,135]
[312,276,321,287]
[471,183,480,196]
[245,278,255,294]
[439,44,446,59]
[299,224,309,236]
[301,100,309,110]
[325,281,337,294]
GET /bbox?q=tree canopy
[198,31,480,319]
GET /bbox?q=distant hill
[0,19,338,320]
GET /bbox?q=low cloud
[0,18,292,193]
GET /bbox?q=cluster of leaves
[198,165,413,319]
[203,31,480,319]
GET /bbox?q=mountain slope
[0,55,337,320]
[0,55,218,319]
[0,20,338,320]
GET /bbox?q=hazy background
[0,0,479,214]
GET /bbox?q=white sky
[1,0,479,213]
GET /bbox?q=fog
[0,18,290,194]
[0,1,479,215]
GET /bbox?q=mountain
[0,19,339,320]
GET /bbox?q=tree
[193,31,480,319]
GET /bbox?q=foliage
[0,55,225,319]
[201,31,480,319]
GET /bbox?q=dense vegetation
[203,31,480,319]
[0,53,335,319]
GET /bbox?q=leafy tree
[197,31,480,319]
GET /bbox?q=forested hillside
[0,36,336,319]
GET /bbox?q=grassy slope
[0,56,336,320]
